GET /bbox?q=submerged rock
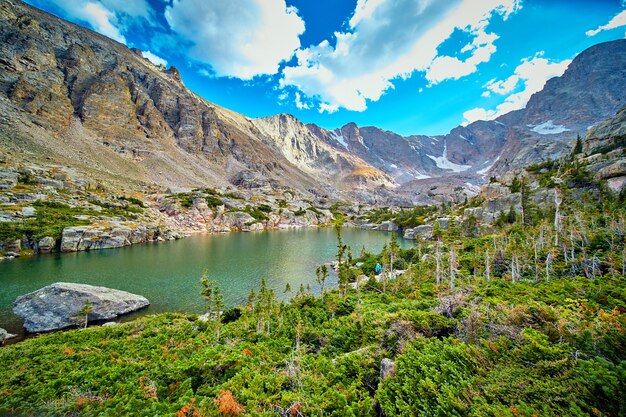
[0,327,17,343]
[13,282,149,332]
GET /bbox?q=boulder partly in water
[13,282,150,333]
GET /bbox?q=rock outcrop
[380,358,397,380]
[13,282,150,332]
[59,223,180,252]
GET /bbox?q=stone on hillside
[5,239,21,252]
[464,207,483,219]
[435,218,450,230]
[0,171,17,190]
[230,170,269,189]
[380,358,397,380]
[607,176,626,192]
[21,206,36,217]
[416,225,434,239]
[166,186,192,194]
[37,178,65,189]
[13,282,150,333]
[61,225,134,252]
[242,222,264,232]
[596,158,626,180]
[403,225,433,240]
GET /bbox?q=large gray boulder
[61,225,137,252]
[13,283,150,332]
[596,158,626,180]
[404,225,433,240]
[376,221,399,232]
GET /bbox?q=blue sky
[25,0,626,136]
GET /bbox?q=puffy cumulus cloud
[462,53,572,125]
[31,0,154,44]
[586,9,626,36]
[141,50,168,67]
[282,0,521,113]
[165,0,305,80]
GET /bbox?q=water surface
[0,228,411,334]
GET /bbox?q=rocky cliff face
[0,0,625,206]
[0,0,329,198]
[251,114,395,190]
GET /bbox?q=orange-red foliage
[214,390,244,416]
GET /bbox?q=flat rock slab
[13,282,150,333]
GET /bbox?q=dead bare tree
[449,246,456,289]
[485,249,491,282]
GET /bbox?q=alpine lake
[0,227,412,336]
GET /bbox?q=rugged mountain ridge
[0,0,626,205]
[253,37,626,203]
[0,0,334,199]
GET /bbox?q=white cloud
[165,0,305,79]
[484,75,520,95]
[281,0,521,113]
[294,92,310,110]
[141,50,168,67]
[586,9,626,36]
[462,53,572,125]
[31,0,154,44]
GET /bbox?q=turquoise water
[0,228,410,334]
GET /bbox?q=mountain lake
[0,227,412,336]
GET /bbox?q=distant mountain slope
[1,0,625,204]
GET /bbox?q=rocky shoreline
[0,158,340,260]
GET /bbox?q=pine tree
[572,134,583,156]
[315,264,328,297]
[78,299,93,329]
[200,269,225,341]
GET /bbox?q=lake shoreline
[0,227,408,338]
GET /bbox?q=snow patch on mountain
[530,120,570,135]
[427,143,471,173]
[330,130,348,148]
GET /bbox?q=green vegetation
[365,205,436,229]
[205,195,224,208]
[119,196,146,208]
[1,155,625,416]
[0,202,96,242]
[293,207,306,216]
[0,198,147,243]
[174,192,224,209]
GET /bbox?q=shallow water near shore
[0,227,411,336]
